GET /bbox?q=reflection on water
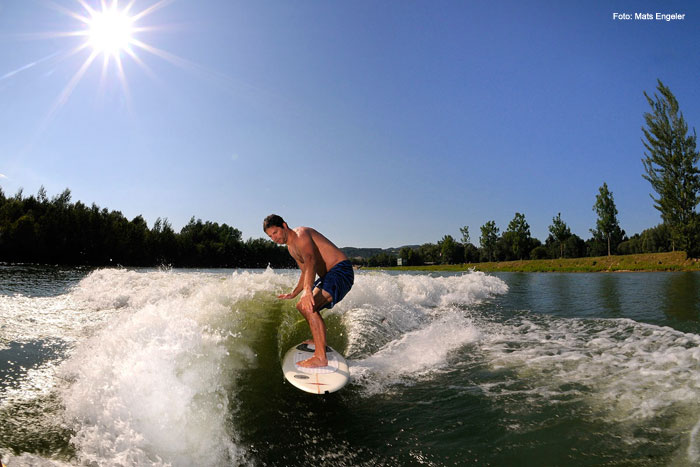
[492,272,700,332]
[494,273,600,317]
[598,274,622,315]
[1,267,700,466]
[664,273,700,321]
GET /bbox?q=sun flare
[3,0,189,132]
[87,7,135,56]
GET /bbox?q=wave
[50,268,507,466]
[59,270,257,466]
[475,313,700,463]
[344,272,506,394]
[7,267,700,465]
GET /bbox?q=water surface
[1,267,699,465]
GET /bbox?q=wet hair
[263,214,286,231]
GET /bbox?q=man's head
[263,214,288,244]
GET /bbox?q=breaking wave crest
[54,269,508,465]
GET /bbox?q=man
[263,214,354,368]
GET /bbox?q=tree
[418,242,441,264]
[0,186,292,268]
[399,247,422,266]
[503,212,532,260]
[459,226,470,245]
[438,235,463,264]
[548,213,571,258]
[479,221,499,262]
[52,188,72,207]
[37,186,48,204]
[641,80,700,254]
[457,226,480,262]
[564,234,586,258]
[617,224,672,255]
[367,251,397,267]
[530,245,549,260]
[463,243,479,263]
[591,183,624,256]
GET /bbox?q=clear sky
[1,1,699,248]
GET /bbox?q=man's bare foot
[297,356,328,368]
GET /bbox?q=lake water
[1,265,700,466]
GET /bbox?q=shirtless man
[263,214,354,368]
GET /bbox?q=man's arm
[278,257,305,299]
[295,229,319,313]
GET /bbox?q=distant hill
[341,245,420,259]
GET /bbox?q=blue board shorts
[313,260,354,310]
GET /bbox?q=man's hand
[277,288,301,300]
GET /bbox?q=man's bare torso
[288,227,348,277]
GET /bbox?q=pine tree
[642,80,700,253]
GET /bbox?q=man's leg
[296,287,332,368]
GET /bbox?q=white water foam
[689,417,700,463]
[480,317,700,418]
[0,293,109,348]
[339,270,508,312]
[59,269,506,464]
[351,313,481,395]
[58,267,297,467]
[477,315,700,462]
[343,271,508,394]
[14,267,700,464]
[0,453,73,467]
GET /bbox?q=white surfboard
[282,342,350,394]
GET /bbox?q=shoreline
[371,251,700,273]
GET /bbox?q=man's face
[265,226,286,245]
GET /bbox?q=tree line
[364,80,700,267]
[0,187,294,268]
[2,80,698,269]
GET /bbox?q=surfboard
[282,342,350,394]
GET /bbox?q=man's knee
[296,301,314,317]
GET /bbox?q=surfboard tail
[282,343,350,394]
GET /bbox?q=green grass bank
[375,251,700,273]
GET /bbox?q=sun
[1,0,190,131]
[49,0,174,113]
[86,6,135,57]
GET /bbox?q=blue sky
[1,1,699,248]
